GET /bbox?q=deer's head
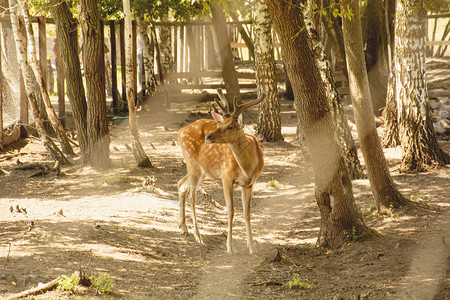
[205,89,265,144]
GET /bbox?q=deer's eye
[227,126,233,130]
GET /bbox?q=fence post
[110,20,118,115]
[120,20,126,104]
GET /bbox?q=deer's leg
[222,179,235,253]
[177,175,190,235]
[242,186,256,254]
[188,175,203,244]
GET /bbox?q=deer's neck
[228,132,257,179]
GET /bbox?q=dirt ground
[1,62,450,299]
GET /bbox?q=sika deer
[177,89,265,254]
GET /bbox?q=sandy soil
[1,60,449,299]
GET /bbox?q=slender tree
[159,13,175,74]
[210,2,241,104]
[266,0,374,248]
[136,15,161,103]
[124,0,152,167]
[388,0,449,172]
[253,0,282,142]
[79,0,111,168]
[8,0,69,165]
[341,0,409,209]
[309,32,365,180]
[50,0,88,161]
[20,0,74,156]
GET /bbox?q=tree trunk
[361,0,393,116]
[229,10,255,60]
[253,0,282,142]
[8,0,69,165]
[124,0,152,168]
[382,70,400,147]
[210,3,241,104]
[79,0,110,168]
[158,16,175,75]
[321,0,348,79]
[136,15,161,108]
[50,0,88,161]
[0,0,21,123]
[266,0,374,248]
[20,0,74,156]
[310,32,365,180]
[341,0,409,209]
[393,0,449,172]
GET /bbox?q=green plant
[90,274,114,294]
[371,210,381,218]
[410,194,426,202]
[345,226,358,240]
[57,274,79,292]
[268,179,278,187]
[288,273,311,289]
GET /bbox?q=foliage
[57,274,80,292]
[90,274,114,294]
[345,226,358,240]
[268,179,278,187]
[288,273,312,289]
[57,273,114,294]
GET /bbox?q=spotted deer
[177,89,265,254]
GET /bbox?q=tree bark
[310,32,365,180]
[50,0,88,161]
[210,3,241,105]
[393,0,449,172]
[0,0,21,122]
[158,14,175,75]
[135,15,162,109]
[361,0,392,115]
[341,0,409,209]
[124,0,152,168]
[79,0,110,168]
[20,0,74,156]
[253,0,282,142]
[8,0,69,165]
[382,70,400,147]
[266,0,374,248]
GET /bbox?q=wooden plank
[152,20,252,26]
[426,40,450,46]
[333,72,347,82]
[165,83,257,90]
[337,87,350,96]
[427,13,450,19]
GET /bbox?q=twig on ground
[6,276,61,300]
[3,243,11,270]
[282,246,299,268]
[199,188,225,210]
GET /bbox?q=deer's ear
[237,114,243,126]
[211,111,224,123]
